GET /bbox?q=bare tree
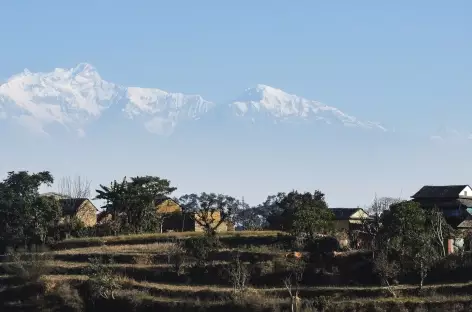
[367,195,402,218]
[429,206,451,258]
[227,253,249,294]
[361,195,402,257]
[283,259,305,312]
[56,176,92,237]
[373,250,399,297]
[167,237,186,276]
[57,175,91,199]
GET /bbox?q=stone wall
[75,200,97,227]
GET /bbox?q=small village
[43,183,472,255]
[1,171,472,311]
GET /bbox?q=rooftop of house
[59,198,93,215]
[330,208,367,220]
[40,192,71,200]
[155,196,178,206]
[411,185,470,199]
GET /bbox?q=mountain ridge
[0,63,387,137]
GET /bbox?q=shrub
[42,281,84,312]
[3,245,52,284]
[132,254,154,265]
[227,253,250,293]
[184,235,220,266]
[84,257,122,300]
[251,261,275,278]
[305,236,340,254]
[231,289,280,312]
[167,238,187,275]
[312,295,332,312]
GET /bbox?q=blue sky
[0,1,471,208]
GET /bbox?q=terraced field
[1,231,472,311]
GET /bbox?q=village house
[159,197,233,232]
[411,185,472,229]
[411,185,472,254]
[41,192,98,227]
[181,210,232,232]
[330,208,371,232]
[97,196,232,233]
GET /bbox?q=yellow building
[156,197,182,214]
[95,196,232,233]
[40,192,98,227]
[331,208,370,232]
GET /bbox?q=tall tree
[262,192,288,230]
[0,171,61,249]
[360,195,402,257]
[428,206,452,257]
[179,193,240,235]
[95,175,176,233]
[95,177,129,221]
[291,192,334,238]
[262,190,333,235]
[379,200,446,288]
[235,205,266,230]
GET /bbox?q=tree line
[0,170,336,249]
[0,170,463,291]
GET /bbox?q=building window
[465,191,468,196]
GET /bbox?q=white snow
[0,63,386,136]
[231,84,387,131]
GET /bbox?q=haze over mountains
[0,63,386,138]
[0,63,412,209]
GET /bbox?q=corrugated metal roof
[411,185,469,199]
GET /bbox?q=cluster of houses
[41,192,230,232]
[41,185,472,250]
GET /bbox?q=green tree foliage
[263,190,334,236]
[235,205,265,230]
[377,200,450,288]
[85,257,122,300]
[260,192,287,230]
[179,193,240,235]
[291,194,334,238]
[183,235,220,266]
[95,175,176,233]
[0,171,62,250]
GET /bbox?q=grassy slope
[2,231,472,311]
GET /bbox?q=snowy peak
[232,84,319,118]
[124,87,214,135]
[70,63,97,75]
[0,63,122,135]
[125,87,213,118]
[232,84,386,130]
[0,63,387,136]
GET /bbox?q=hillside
[1,231,472,312]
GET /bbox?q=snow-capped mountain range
[0,63,386,137]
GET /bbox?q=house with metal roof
[411,185,472,229]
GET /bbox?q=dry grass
[34,273,472,294]
[2,260,172,270]
[61,230,283,244]
[52,242,175,255]
[346,295,472,304]
[2,272,469,310]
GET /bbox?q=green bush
[84,257,122,300]
[184,235,221,265]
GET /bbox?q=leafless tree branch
[57,175,91,199]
